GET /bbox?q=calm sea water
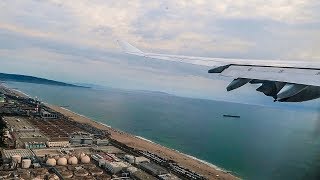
[5,81,320,180]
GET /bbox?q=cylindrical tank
[96,174,111,180]
[82,175,95,180]
[57,157,67,166]
[68,156,78,165]
[81,155,90,164]
[67,165,76,171]
[83,164,96,170]
[90,167,103,176]
[46,158,56,166]
[33,168,48,179]
[74,169,89,177]
[12,155,22,163]
[56,166,67,172]
[47,174,59,180]
[61,170,73,178]
[21,159,31,169]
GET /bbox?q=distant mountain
[0,73,89,88]
[72,83,105,89]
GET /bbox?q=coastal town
[0,85,237,180]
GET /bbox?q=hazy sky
[0,0,319,106]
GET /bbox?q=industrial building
[40,109,57,119]
[104,161,128,174]
[32,149,63,158]
[1,149,34,163]
[139,162,168,176]
[46,137,70,148]
[2,116,48,149]
[95,138,109,146]
[27,117,83,140]
[91,145,123,154]
[132,170,158,180]
[124,155,150,164]
[24,141,46,149]
[69,132,93,145]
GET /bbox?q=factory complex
[0,85,209,180]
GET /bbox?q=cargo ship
[223,114,240,118]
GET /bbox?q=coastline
[5,86,239,179]
[48,104,239,180]
[59,106,229,173]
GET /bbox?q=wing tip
[117,39,144,55]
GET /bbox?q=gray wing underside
[117,40,320,102]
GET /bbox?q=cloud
[0,0,320,102]
[1,0,320,56]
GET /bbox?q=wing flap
[219,65,320,87]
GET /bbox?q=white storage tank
[46,158,56,166]
[68,156,78,165]
[12,155,22,164]
[90,167,103,176]
[21,159,31,169]
[57,157,67,166]
[81,155,90,164]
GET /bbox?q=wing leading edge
[117,40,320,102]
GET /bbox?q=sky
[0,0,319,106]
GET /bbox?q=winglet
[117,39,144,55]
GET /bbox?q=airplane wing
[117,40,320,102]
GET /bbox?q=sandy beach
[48,104,239,180]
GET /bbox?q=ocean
[5,81,320,180]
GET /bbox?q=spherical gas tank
[57,157,67,166]
[68,156,78,165]
[81,155,90,164]
[46,158,56,166]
